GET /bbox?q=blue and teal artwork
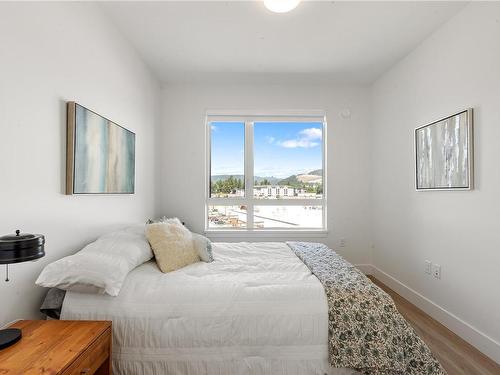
[69,103,135,194]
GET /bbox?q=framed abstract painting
[66,102,135,194]
[415,109,473,191]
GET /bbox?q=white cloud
[211,125,218,131]
[277,127,322,149]
[299,128,322,140]
[278,139,319,148]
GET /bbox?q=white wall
[0,2,160,325]
[371,2,500,361]
[159,83,372,266]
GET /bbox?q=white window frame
[205,110,327,236]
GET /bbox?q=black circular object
[0,328,22,350]
[0,229,45,264]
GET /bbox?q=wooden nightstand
[0,320,112,375]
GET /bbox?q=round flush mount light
[264,0,301,13]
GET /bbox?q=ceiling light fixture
[264,0,301,13]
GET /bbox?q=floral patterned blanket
[287,242,446,375]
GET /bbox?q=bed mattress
[61,242,360,375]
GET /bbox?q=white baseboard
[355,263,499,364]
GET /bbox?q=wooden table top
[0,320,111,374]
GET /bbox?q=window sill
[204,229,328,239]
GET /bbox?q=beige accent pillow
[145,220,200,272]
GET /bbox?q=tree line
[211,176,244,194]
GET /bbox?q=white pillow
[36,225,152,296]
[192,233,214,262]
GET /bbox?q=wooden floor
[368,276,500,375]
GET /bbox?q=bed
[61,242,359,375]
[59,240,446,375]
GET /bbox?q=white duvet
[62,242,360,375]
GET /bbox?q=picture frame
[66,102,136,195]
[415,109,473,191]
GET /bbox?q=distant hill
[210,175,244,183]
[278,169,322,186]
[308,169,323,176]
[277,174,300,186]
[297,174,322,183]
[212,169,321,186]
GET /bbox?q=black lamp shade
[0,230,45,351]
[0,230,45,264]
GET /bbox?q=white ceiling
[100,1,466,84]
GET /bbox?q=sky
[211,121,323,178]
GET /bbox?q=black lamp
[0,229,45,350]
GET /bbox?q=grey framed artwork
[415,109,473,191]
[66,102,135,194]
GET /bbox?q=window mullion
[245,120,254,229]
[206,120,212,202]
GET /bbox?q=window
[206,111,326,232]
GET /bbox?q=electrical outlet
[339,238,346,247]
[432,264,441,279]
[425,260,432,275]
